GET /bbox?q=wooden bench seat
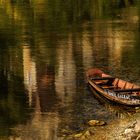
[102,86,115,89]
[90,77,115,80]
[113,88,140,93]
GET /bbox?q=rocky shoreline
[60,108,140,140]
[112,109,140,140]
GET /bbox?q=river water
[0,1,140,140]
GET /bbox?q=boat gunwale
[86,68,140,106]
[88,79,140,106]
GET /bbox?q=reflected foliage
[0,71,30,136]
[0,0,140,138]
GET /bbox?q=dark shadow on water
[86,85,136,118]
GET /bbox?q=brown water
[0,1,140,140]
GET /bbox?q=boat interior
[91,73,140,95]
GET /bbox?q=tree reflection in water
[0,0,140,139]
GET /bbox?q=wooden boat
[86,68,140,106]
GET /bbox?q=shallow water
[0,1,140,140]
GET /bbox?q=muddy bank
[60,108,140,140]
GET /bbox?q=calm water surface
[0,1,140,140]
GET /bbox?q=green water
[0,0,140,139]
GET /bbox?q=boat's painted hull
[88,79,140,106]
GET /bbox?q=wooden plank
[102,86,115,89]
[90,77,115,80]
[114,88,140,92]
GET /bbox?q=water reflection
[0,0,140,140]
[55,35,76,105]
[11,45,60,140]
[11,112,59,140]
[82,26,94,70]
[23,45,37,106]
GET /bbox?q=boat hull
[86,68,140,106]
[88,80,140,106]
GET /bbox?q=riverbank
[60,107,140,140]
[111,109,140,140]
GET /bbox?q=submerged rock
[134,120,140,133]
[87,120,106,126]
[124,128,134,135]
[135,107,140,114]
[74,130,91,140]
[74,133,83,138]
[136,135,140,140]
